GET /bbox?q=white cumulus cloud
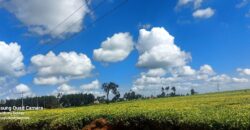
[0,41,25,77]
[93,32,134,63]
[31,51,94,85]
[172,66,196,77]
[237,68,250,76]
[15,84,30,93]
[144,68,167,77]
[80,80,103,97]
[81,80,100,90]
[0,41,26,97]
[232,77,249,83]
[193,8,215,19]
[196,64,215,80]
[236,0,250,8]
[15,84,34,97]
[136,27,190,69]
[54,84,79,95]
[176,0,203,9]
[208,74,232,83]
[34,76,69,86]
[131,27,250,95]
[199,64,215,75]
[1,0,89,38]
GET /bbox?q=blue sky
[0,0,250,99]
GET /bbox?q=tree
[124,90,142,100]
[59,93,95,107]
[102,82,119,103]
[190,88,197,95]
[112,91,120,102]
[158,87,166,97]
[82,93,95,105]
[97,96,106,103]
[111,85,120,102]
[2,93,96,109]
[57,93,63,107]
[171,86,176,96]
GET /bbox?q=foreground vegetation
[1,90,250,130]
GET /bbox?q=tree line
[157,86,197,98]
[0,82,197,109]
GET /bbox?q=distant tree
[0,99,6,105]
[57,93,63,107]
[97,96,106,103]
[102,82,119,103]
[190,88,197,95]
[2,93,96,109]
[171,86,176,96]
[158,87,166,97]
[42,96,57,108]
[112,90,120,102]
[82,93,95,105]
[124,90,142,100]
[59,93,95,107]
[113,85,120,101]
[60,95,70,107]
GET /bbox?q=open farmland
[1,90,250,130]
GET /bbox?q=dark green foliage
[96,96,106,103]
[102,82,120,102]
[59,93,95,107]
[190,88,197,95]
[124,90,143,100]
[0,93,95,109]
[171,86,176,95]
[0,96,58,109]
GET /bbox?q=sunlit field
[1,90,250,130]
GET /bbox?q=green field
[2,90,250,130]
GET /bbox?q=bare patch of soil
[82,118,112,130]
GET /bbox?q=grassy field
[1,90,250,130]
